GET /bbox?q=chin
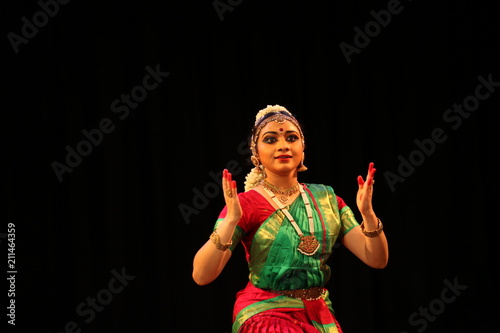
[272,165,300,175]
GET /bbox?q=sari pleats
[239,311,322,333]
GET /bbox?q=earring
[251,155,263,174]
[297,153,308,172]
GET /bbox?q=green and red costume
[214,183,359,333]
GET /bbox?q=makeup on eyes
[262,132,300,144]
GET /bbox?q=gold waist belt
[271,286,326,301]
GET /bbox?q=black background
[3,0,500,332]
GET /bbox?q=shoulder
[303,183,347,209]
[217,189,265,218]
[303,183,336,202]
[303,183,334,194]
[236,189,273,214]
[237,189,264,204]
[236,189,275,231]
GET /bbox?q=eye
[263,136,277,144]
[286,134,299,142]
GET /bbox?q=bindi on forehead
[262,121,298,132]
[258,120,302,141]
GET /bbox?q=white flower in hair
[244,170,258,191]
[255,104,291,123]
[244,166,265,192]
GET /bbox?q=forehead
[260,120,300,134]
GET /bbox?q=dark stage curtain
[3,0,500,332]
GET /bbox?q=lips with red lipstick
[275,154,292,162]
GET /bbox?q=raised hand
[222,169,242,223]
[356,162,376,215]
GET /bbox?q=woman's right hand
[222,169,242,223]
[193,169,241,285]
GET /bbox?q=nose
[278,142,290,152]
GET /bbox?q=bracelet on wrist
[209,229,233,251]
[360,218,383,238]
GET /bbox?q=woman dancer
[193,105,389,332]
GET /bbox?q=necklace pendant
[297,235,320,256]
[279,195,288,204]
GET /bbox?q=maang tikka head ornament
[244,105,308,191]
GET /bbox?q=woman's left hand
[356,162,376,215]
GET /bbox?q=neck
[264,172,298,188]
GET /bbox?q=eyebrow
[263,130,299,135]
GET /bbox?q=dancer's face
[256,120,304,177]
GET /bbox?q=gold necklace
[261,184,320,256]
[261,180,299,205]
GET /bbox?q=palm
[356,162,376,215]
[223,169,242,222]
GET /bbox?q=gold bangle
[209,230,233,251]
[360,218,383,238]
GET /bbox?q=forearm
[192,218,238,285]
[360,212,389,268]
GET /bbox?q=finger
[357,175,364,188]
[364,162,375,185]
[222,169,230,197]
[366,162,373,179]
[227,172,234,197]
[368,167,377,186]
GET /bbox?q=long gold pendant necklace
[261,181,320,256]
